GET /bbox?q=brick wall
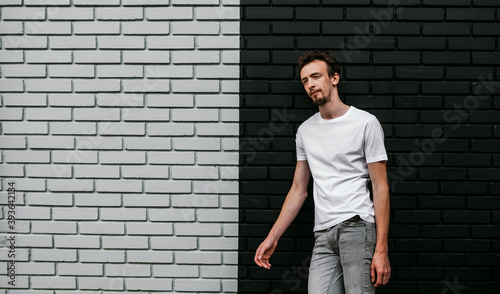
[239,1,499,293]
[0,0,239,293]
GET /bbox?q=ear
[331,72,340,86]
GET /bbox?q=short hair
[297,50,341,78]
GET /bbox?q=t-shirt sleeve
[364,116,388,163]
[296,132,307,161]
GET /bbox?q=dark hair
[297,50,341,77]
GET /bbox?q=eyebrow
[301,72,321,81]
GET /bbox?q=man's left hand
[371,251,391,287]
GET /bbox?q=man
[254,50,391,293]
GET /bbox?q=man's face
[300,60,338,106]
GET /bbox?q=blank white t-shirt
[296,106,388,231]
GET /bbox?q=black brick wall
[238,1,500,293]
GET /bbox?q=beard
[310,91,329,106]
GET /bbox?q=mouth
[310,90,320,96]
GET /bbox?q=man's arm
[367,160,391,287]
[254,160,311,270]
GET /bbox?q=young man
[254,50,391,293]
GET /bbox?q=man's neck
[318,95,349,120]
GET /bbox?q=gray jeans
[308,215,377,294]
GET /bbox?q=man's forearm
[373,184,390,252]
[267,186,308,242]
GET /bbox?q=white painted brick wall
[0,1,239,292]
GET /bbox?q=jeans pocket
[363,222,376,259]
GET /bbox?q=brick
[123,194,170,207]
[473,23,500,36]
[123,50,170,64]
[198,209,238,222]
[154,265,199,277]
[128,250,173,263]
[28,136,75,149]
[149,207,195,221]
[201,266,237,278]
[148,123,195,136]
[47,179,93,192]
[1,8,46,20]
[197,65,239,79]
[97,36,145,49]
[423,23,470,35]
[397,8,443,20]
[194,180,238,194]
[96,65,143,78]
[146,180,192,193]
[96,179,143,193]
[74,79,121,92]
[26,21,71,35]
[149,151,195,165]
[148,36,195,49]
[146,7,193,20]
[17,262,55,275]
[79,250,125,263]
[55,235,100,249]
[245,7,293,19]
[173,138,220,150]
[106,264,150,276]
[27,192,72,205]
[73,166,120,179]
[74,51,121,64]
[79,222,124,235]
[125,278,173,291]
[122,165,169,179]
[196,36,239,49]
[122,21,169,35]
[172,80,219,93]
[102,237,148,249]
[195,6,239,19]
[0,51,24,63]
[97,123,146,136]
[124,138,171,151]
[172,166,218,179]
[49,94,95,107]
[3,65,46,78]
[176,251,222,264]
[196,94,239,107]
[31,221,76,234]
[58,263,103,276]
[172,109,219,122]
[31,277,76,289]
[53,207,98,220]
[101,208,146,221]
[197,152,238,165]
[174,51,220,65]
[4,150,50,163]
[126,222,173,236]
[197,123,239,136]
[51,150,98,164]
[172,0,218,4]
[447,8,494,20]
[16,234,52,248]
[79,277,123,290]
[96,93,145,107]
[171,195,219,208]
[175,279,221,291]
[172,22,219,35]
[73,21,120,35]
[151,237,197,250]
[25,108,72,120]
[32,249,77,262]
[444,239,490,252]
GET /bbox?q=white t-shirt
[295,106,388,231]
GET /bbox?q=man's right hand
[254,238,278,270]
